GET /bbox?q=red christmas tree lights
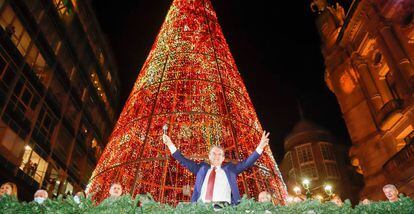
[87,0,287,204]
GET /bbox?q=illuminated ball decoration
[86,0,287,205]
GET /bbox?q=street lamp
[302,179,310,188]
[293,186,301,195]
[302,178,311,198]
[324,184,333,199]
[315,194,323,201]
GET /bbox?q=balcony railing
[375,99,403,130]
[383,141,414,177]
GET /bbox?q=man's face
[258,192,271,202]
[34,191,48,199]
[0,184,12,195]
[361,199,370,205]
[383,187,398,202]
[209,147,224,167]
[109,184,122,197]
[331,197,343,206]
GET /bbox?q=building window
[296,144,318,179]
[300,163,318,179]
[0,5,32,57]
[65,99,79,127]
[288,168,296,181]
[325,162,340,178]
[70,146,84,177]
[32,107,56,150]
[63,180,74,195]
[320,143,335,161]
[20,146,48,184]
[284,151,293,170]
[393,128,414,152]
[57,47,74,78]
[38,108,56,135]
[53,0,71,16]
[25,44,52,86]
[404,130,414,145]
[0,54,15,90]
[16,83,38,112]
[45,166,60,197]
[8,80,39,120]
[0,125,25,159]
[296,144,314,164]
[0,5,52,86]
[24,0,45,23]
[55,127,74,163]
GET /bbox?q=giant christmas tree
[87,0,287,204]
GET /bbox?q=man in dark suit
[162,131,270,205]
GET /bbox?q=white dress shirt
[167,144,264,203]
[199,165,231,203]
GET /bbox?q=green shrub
[0,194,413,213]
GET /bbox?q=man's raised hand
[258,131,270,150]
[162,134,174,147]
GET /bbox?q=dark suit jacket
[172,150,261,205]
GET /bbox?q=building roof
[284,119,332,149]
[289,119,327,136]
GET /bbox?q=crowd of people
[285,183,403,206]
[0,181,122,204]
[0,181,405,207]
[0,132,407,207]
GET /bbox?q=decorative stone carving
[327,3,346,26]
[325,71,334,93]
[310,0,328,13]
[340,69,358,94]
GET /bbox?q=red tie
[205,167,216,201]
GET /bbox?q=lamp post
[324,184,333,199]
[293,186,301,195]
[315,194,323,201]
[302,179,311,199]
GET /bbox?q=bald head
[34,189,48,199]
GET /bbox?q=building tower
[280,119,363,204]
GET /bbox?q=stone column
[370,66,394,104]
[378,22,414,86]
[366,5,413,96]
[375,34,412,97]
[351,53,383,111]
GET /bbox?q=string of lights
[86,0,287,205]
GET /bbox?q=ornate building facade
[313,0,414,199]
[280,119,363,204]
[0,0,120,201]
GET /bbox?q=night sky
[91,0,351,162]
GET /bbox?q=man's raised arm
[234,131,270,174]
[162,134,201,174]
